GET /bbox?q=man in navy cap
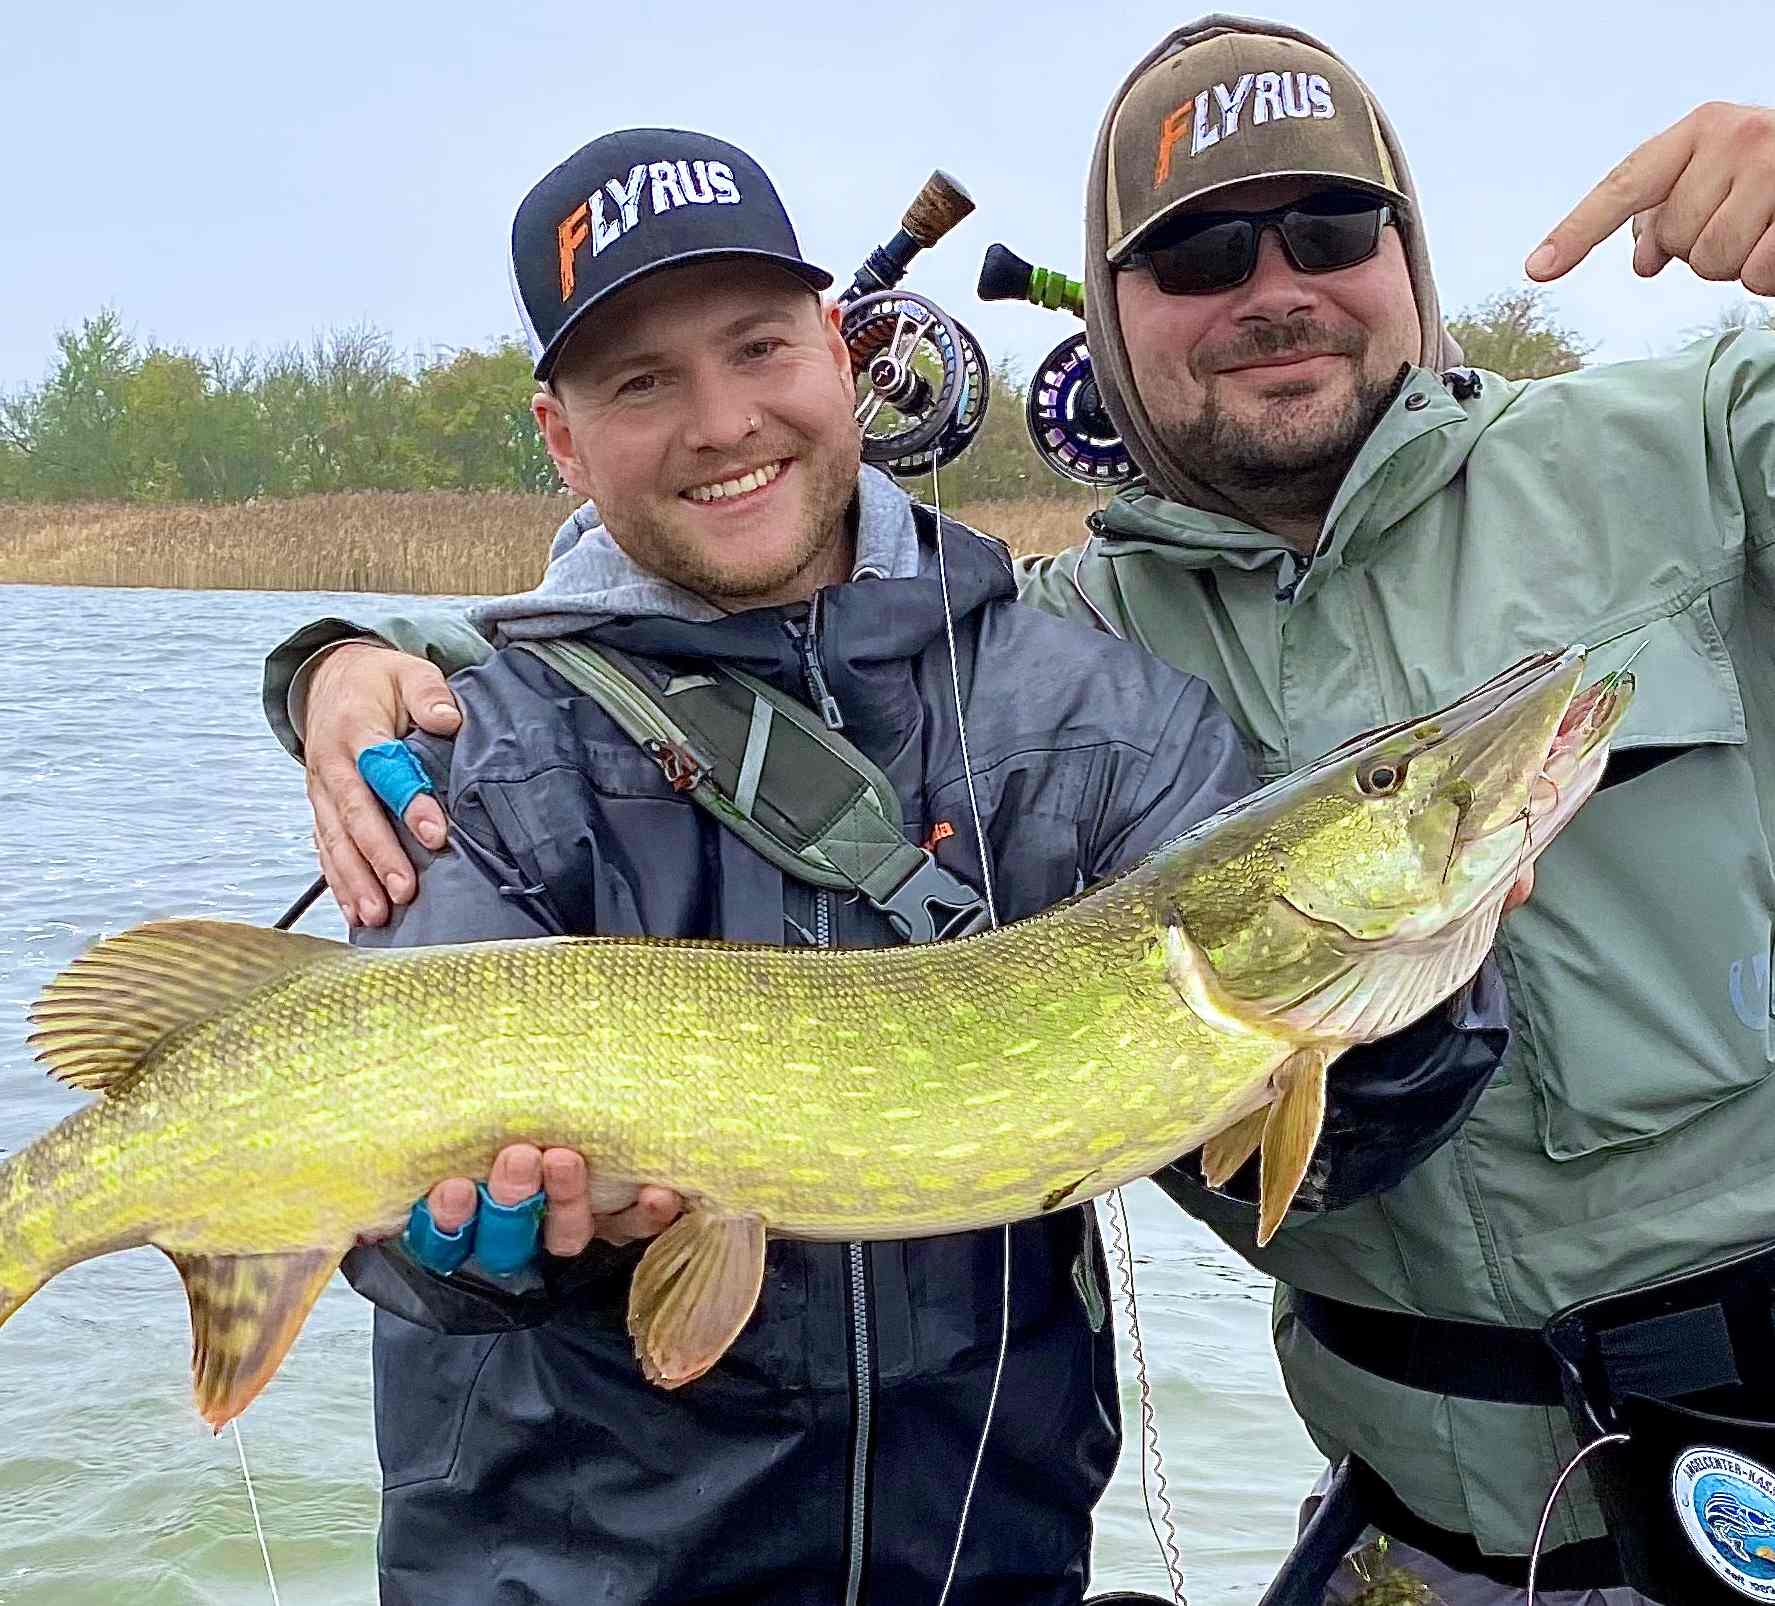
[267,126,1504,1604]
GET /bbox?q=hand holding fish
[1526,102,1775,292]
[417,1144,684,1257]
[304,641,459,927]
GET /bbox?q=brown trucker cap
[1105,31,1407,262]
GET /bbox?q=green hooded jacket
[1020,333,1775,1554]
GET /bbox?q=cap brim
[1108,173,1408,264]
[534,249,835,380]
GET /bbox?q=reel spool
[1027,332,1134,488]
[839,170,990,478]
[977,242,1135,488]
[842,290,987,475]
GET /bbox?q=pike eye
[1357,759,1407,797]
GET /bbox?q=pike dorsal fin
[27,919,347,1095]
[166,1246,347,1429]
[627,1209,767,1388]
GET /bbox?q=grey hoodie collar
[470,464,919,642]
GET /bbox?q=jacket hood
[467,464,1016,684]
[1084,14,1463,516]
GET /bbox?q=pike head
[1145,647,1631,1242]
[1165,646,1632,1042]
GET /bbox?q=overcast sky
[3,0,1770,394]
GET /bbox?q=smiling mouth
[1221,352,1344,376]
[682,460,788,505]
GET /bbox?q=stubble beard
[1152,325,1402,529]
[617,439,861,612]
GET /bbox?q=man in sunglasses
[1016,19,1775,1606]
[263,17,1775,1606]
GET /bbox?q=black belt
[1292,1289,1567,1406]
[1294,1287,1744,1409]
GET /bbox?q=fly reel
[839,171,989,477]
[1027,332,1132,487]
[977,242,1134,488]
[843,292,988,474]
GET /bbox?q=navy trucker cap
[509,128,835,381]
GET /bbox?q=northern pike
[0,647,1630,1427]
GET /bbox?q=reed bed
[0,492,1098,595]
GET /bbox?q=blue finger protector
[404,1196,476,1276]
[357,740,435,820]
[470,1184,546,1277]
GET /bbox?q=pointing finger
[1526,119,1696,281]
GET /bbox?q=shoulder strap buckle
[875,850,991,943]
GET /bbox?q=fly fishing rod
[976,243,1134,487]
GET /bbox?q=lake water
[0,583,1324,1604]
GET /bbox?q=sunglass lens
[1283,207,1384,273]
[1147,219,1256,295]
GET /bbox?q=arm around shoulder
[263,610,494,761]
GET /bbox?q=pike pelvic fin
[627,1209,767,1389]
[27,920,347,1095]
[165,1244,347,1430]
[1255,1046,1331,1247]
[1200,1107,1268,1189]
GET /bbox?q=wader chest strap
[513,638,987,944]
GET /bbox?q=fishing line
[1524,1434,1629,1606]
[1104,1187,1188,1604]
[927,462,1009,1606]
[231,1419,283,1604]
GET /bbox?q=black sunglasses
[1129,190,1393,296]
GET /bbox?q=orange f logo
[1154,101,1194,187]
[557,203,590,302]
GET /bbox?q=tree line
[3,290,1752,506]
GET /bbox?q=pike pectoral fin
[1201,1108,1268,1188]
[627,1210,766,1389]
[166,1245,347,1431]
[1255,1047,1330,1248]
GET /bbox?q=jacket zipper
[786,592,844,730]
[816,884,873,1606]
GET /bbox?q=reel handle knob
[977,244,1085,318]
[901,170,975,249]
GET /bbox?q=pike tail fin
[1255,1046,1331,1247]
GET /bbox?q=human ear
[532,386,594,498]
